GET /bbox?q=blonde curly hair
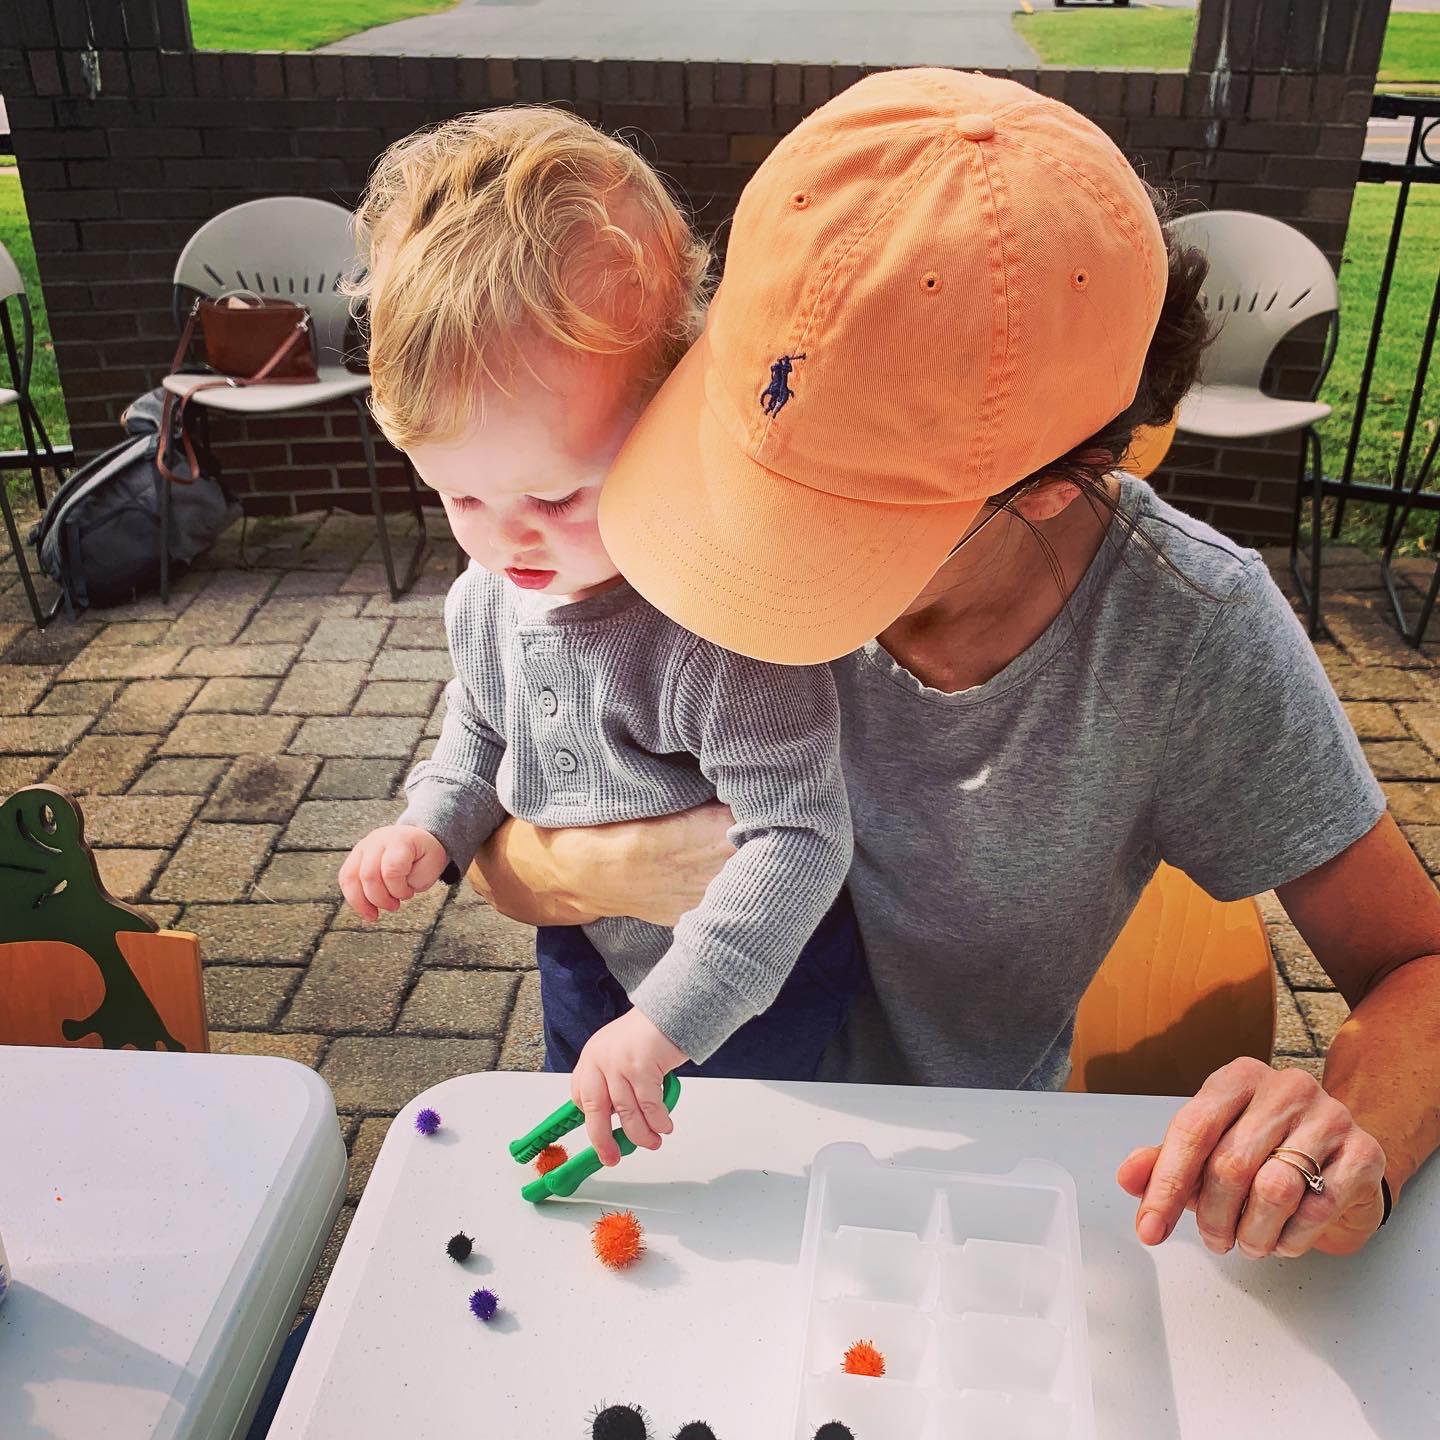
[348,106,712,450]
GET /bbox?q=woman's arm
[467,803,736,928]
[1119,813,1440,1257]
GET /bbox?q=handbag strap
[159,300,318,485]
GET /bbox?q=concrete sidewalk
[327,0,1040,68]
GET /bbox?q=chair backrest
[1068,862,1276,1097]
[0,242,25,306]
[1170,210,1340,390]
[173,196,359,365]
[0,785,209,1053]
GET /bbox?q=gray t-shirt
[822,476,1385,1089]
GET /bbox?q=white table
[273,1074,1439,1439]
[0,1047,347,1440]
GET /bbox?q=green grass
[1322,182,1440,554]
[1015,9,1438,82]
[0,171,68,460]
[187,0,459,52]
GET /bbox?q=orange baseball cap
[598,67,1168,664]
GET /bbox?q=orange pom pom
[842,1340,886,1378]
[592,1209,646,1270]
[535,1144,569,1176]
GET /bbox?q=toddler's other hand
[573,1010,688,1165]
[339,825,449,922]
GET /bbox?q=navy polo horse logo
[760,353,806,417]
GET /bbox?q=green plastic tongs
[508,1072,682,1204]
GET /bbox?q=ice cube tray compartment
[816,1226,936,1308]
[793,1144,1094,1440]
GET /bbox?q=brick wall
[4,0,1389,541]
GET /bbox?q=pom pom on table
[590,1402,650,1440]
[813,1426,855,1440]
[468,1287,500,1322]
[535,1143,569,1176]
[446,1232,473,1263]
[591,1210,646,1270]
[842,1340,886,1377]
[674,1425,719,1440]
[414,1107,442,1136]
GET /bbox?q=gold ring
[1268,1148,1325,1195]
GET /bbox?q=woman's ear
[1012,479,1082,523]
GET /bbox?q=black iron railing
[1326,93,1440,640]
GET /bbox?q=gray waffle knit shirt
[398,569,852,1062]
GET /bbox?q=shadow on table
[530,1166,812,1272]
[3,1282,187,1438]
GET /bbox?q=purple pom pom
[469,1287,500,1322]
[414,1107,441,1136]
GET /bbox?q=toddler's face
[408,347,638,600]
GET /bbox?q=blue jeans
[536,890,865,1081]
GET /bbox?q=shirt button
[538,689,558,717]
[554,749,577,774]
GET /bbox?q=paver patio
[4,500,1438,1307]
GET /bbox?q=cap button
[955,113,996,142]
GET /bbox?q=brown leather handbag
[159,291,321,483]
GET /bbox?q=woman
[471,69,1439,1263]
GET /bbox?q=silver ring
[1269,1147,1325,1195]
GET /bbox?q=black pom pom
[592,1404,649,1440]
[675,1425,718,1440]
[446,1231,473,1263]
[813,1426,855,1440]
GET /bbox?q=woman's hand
[1116,1057,1388,1259]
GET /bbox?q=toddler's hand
[573,1010,688,1166]
[339,825,449,922]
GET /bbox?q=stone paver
[1,714,92,753]
[1361,740,1440,780]
[388,619,448,649]
[203,965,301,1029]
[321,1036,497,1113]
[499,971,545,1072]
[370,648,453,682]
[60,644,187,681]
[309,756,405,800]
[32,680,121,714]
[290,715,423,758]
[1297,991,1352,1050]
[282,798,400,850]
[354,680,441,716]
[301,618,389,664]
[0,664,58,711]
[178,902,332,963]
[160,714,301,757]
[49,734,157,793]
[1405,825,1440,875]
[94,677,203,734]
[174,644,299,678]
[189,677,279,713]
[271,662,369,716]
[1342,702,1406,739]
[429,890,537,969]
[346,1116,392,1204]
[84,793,202,848]
[284,930,423,1034]
[92,847,167,901]
[331,881,446,932]
[128,756,231,795]
[0,755,51,790]
[205,755,319,823]
[254,850,348,902]
[210,1030,328,1067]
[398,970,518,1036]
[151,823,279,902]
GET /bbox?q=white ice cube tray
[792,1143,1095,1440]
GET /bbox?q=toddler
[339,108,862,1159]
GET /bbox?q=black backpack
[30,388,241,612]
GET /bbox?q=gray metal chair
[1170,210,1340,636]
[0,240,67,628]
[166,196,426,601]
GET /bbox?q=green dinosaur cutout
[0,785,185,1052]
